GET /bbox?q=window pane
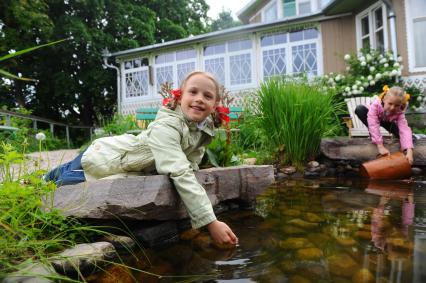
[176,49,196,61]
[375,30,384,53]
[275,33,287,44]
[283,0,296,17]
[204,57,225,85]
[263,48,286,80]
[261,35,274,47]
[228,39,252,52]
[374,7,383,29]
[304,28,318,39]
[292,43,317,75]
[230,53,252,85]
[411,0,426,18]
[414,20,426,67]
[299,2,311,15]
[156,65,173,89]
[361,16,369,36]
[290,30,303,42]
[204,43,226,56]
[264,3,277,22]
[155,53,174,64]
[362,37,370,49]
[125,70,149,98]
[177,62,195,85]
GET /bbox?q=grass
[256,77,345,168]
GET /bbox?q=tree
[0,0,209,127]
[210,9,241,32]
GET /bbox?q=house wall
[248,1,270,24]
[320,16,356,74]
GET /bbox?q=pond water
[89,179,426,283]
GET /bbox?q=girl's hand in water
[405,148,413,165]
[207,220,238,246]
[377,144,390,156]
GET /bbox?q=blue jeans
[45,151,86,186]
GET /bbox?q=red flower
[219,113,230,124]
[171,89,181,98]
[216,106,230,114]
[162,98,170,106]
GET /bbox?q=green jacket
[81,106,216,229]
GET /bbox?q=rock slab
[50,165,274,220]
[320,137,426,166]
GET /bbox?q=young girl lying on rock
[45,71,238,246]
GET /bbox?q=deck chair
[344,96,391,137]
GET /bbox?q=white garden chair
[344,96,391,137]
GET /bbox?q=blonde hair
[379,85,410,107]
[179,71,221,102]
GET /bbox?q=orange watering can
[359,151,412,180]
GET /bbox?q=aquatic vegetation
[256,78,344,167]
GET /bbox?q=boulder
[50,165,274,221]
[320,137,426,166]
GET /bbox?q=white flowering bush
[319,49,424,110]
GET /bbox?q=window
[298,0,311,15]
[264,1,278,22]
[356,3,387,52]
[203,39,253,88]
[154,49,196,91]
[406,0,426,70]
[261,28,319,80]
[123,58,150,99]
[283,0,296,17]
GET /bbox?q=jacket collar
[158,106,215,137]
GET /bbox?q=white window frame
[122,59,152,102]
[203,38,256,91]
[262,1,278,22]
[260,28,323,80]
[154,49,197,94]
[355,3,388,52]
[405,0,426,72]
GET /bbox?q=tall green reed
[257,78,344,168]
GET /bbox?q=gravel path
[25,149,80,172]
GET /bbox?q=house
[104,0,426,115]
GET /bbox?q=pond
[88,178,426,283]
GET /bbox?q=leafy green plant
[206,130,240,167]
[318,48,424,110]
[0,39,66,81]
[0,143,94,273]
[257,78,344,168]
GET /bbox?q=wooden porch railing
[0,109,94,148]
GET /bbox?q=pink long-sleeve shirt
[367,97,413,150]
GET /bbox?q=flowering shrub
[320,49,425,110]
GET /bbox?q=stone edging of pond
[3,235,136,283]
[275,137,426,180]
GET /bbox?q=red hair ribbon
[216,106,230,124]
[162,98,170,106]
[171,89,181,98]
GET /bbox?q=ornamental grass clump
[257,78,343,167]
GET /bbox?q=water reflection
[89,179,426,283]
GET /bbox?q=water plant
[257,78,344,167]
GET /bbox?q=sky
[205,0,252,20]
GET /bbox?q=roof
[111,12,325,59]
[236,0,269,23]
[322,0,377,16]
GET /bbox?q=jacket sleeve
[396,113,413,150]
[367,101,383,145]
[147,122,216,229]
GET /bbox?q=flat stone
[50,165,274,221]
[101,235,135,251]
[51,242,116,277]
[321,137,426,166]
[3,263,58,283]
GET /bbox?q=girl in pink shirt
[355,85,414,164]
